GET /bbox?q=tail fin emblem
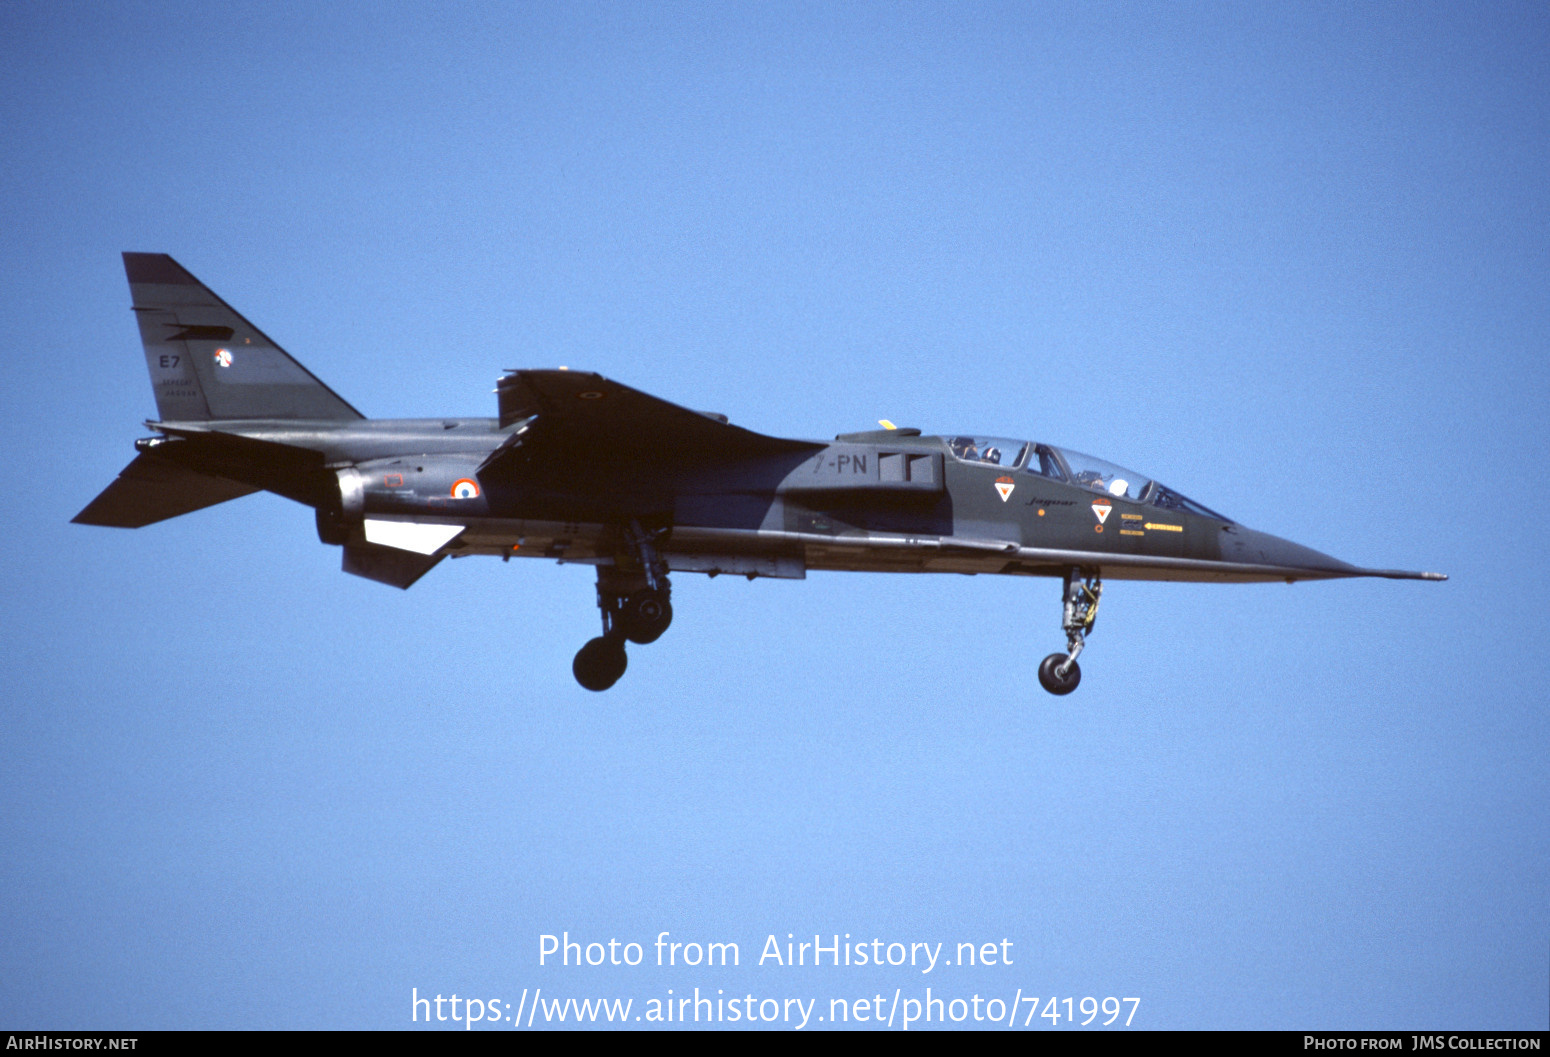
[213,349,233,368]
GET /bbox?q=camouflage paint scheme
[77,255,1445,691]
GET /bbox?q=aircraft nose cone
[1222,526,1359,578]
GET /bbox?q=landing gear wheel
[573,635,628,692]
[1038,653,1081,696]
[619,589,673,644]
[1036,568,1101,696]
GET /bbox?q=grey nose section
[1222,527,1359,577]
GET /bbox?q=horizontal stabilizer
[342,541,443,589]
[72,453,258,528]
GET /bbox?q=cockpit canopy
[945,436,1025,468]
[945,436,1232,522]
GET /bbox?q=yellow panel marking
[878,419,897,430]
[1120,529,1144,536]
[1121,513,1143,520]
[1143,522,1183,532]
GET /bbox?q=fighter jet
[76,254,1446,693]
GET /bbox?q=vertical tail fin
[123,253,364,422]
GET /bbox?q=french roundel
[451,478,480,499]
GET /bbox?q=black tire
[619,590,673,644]
[573,635,628,691]
[1037,653,1081,695]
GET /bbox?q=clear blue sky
[2,0,1545,1030]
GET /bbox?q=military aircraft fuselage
[77,254,1445,694]
[134,411,1416,588]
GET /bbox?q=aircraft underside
[421,514,1417,693]
[424,516,1405,583]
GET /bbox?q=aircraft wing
[487,370,819,479]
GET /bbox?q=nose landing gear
[572,521,673,691]
[1038,568,1101,696]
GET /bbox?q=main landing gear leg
[572,521,674,692]
[1038,568,1102,696]
[617,520,673,645]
